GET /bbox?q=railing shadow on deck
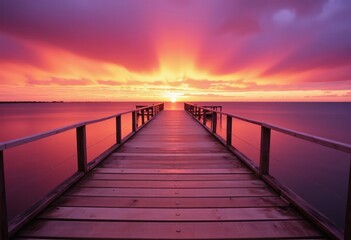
[184,102,351,240]
[0,103,164,239]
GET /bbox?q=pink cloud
[28,77,93,86]
[0,0,351,100]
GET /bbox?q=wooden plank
[67,187,276,197]
[76,179,266,188]
[93,167,251,174]
[111,153,233,157]
[54,196,288,208]
[118,148,229,154]
[17,220,324,239]
[107,155,237,161]
[39,207,302,221]
[101,162,241,169]
[104,159,239,164]
[123,142,223,148]
[86,173,255,181]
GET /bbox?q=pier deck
[15,110,325,239]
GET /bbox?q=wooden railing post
[212,112,217,134]
[147,108,150,121]
[116,115,122,144]
[141,109,145,125]
[259,126,271,176]
[203,110,207,125]
[76,126,87,173]
[132,111,137,132]
[345,155,351,240]
[0,150,8,240]
[226,115,232,146]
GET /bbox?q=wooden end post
[345,155,351,240]
[116,115,122,144]
[132,111,137,132]
[0,151,8,240]
[212,112,217,134]
[259,126,271,176]
[76,126,87,173]
[226,115,232,146]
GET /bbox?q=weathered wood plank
[93,168,251,174]
[76,180,266,188]
[39,207,302,221]
[111,153,233,157]
[17,220,324,239]
[67,187,276,197]
[104,159,239,164]
[118,147,230,153]
[106,155,237,161]
[54,196,288,208]
[86,173,255,181]
[101,162,241,169]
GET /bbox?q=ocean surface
[0,102,350,229]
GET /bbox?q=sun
[166,91,183,103]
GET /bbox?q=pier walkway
[15,110,326,239]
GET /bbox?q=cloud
[1,0,351,101]
[28,77,93,86]
[0,33,44,66]
[272,9,295,25]
[0,0,158,72]
[97,80,123,86]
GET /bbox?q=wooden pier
[1,103,351,239]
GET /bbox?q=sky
[0,0,351,102]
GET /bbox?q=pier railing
[0,103,164,239]
[184,102,351,240]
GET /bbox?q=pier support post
[203,110,207,125]
[76,126,87,173]
[116,115,122,144]
[226,116,232,146]
[0,151,8,240]
[259,126,271,176]
[212,112,217,134]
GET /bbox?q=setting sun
[171,97,176,103]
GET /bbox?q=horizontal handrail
[184,102,350,240]
[186,103,351,153]
[0,103,163,151]
[0,103,164,239]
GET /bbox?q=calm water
[0,102,350,229]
